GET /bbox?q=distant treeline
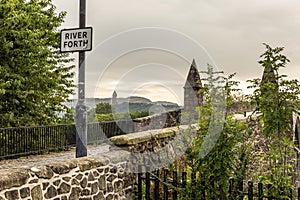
[91,102,181,122]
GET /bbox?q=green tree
[247,43,300,198]
[184,65,246,199]
[95,103,112,114]
[0,0,74,127]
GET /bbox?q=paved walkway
[0,143,111,171]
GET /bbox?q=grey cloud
[54,0,300,102]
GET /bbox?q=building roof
[184,59,202,88]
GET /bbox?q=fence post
[146,166,151,200]
[172,170,178,200]
[191,171,196,199]
[248,181,253,200]
[201,179,206,200]
[138,165,143,200]
[298,187,300,200]
[182,171,187,198]
[182,171,187,188]
[154,169,160,200]
[164,169,169,200]
[258,182,263,200]
[267,184,272,200]
[238,180,244,200]
[229,178,234,199]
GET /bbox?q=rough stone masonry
[0,126,193,200]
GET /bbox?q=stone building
[183,59,203,122]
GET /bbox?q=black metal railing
[138,165,187,200]
[137,166,300,200]
[87,120,134,144]
[0,124,76,159]
[0,110,182,159]
[0,120,134,159]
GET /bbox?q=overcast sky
[53,0,300,105]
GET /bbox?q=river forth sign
[60,27,93,53]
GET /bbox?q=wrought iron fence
[0,124,76,159]
[0,110,181,159]
[0,120,134,159]
[138,165,300,200]
[87,120,134,144]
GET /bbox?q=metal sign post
[60,1,92,158]
[76,0,87,158]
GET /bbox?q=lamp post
[76,0,87,158]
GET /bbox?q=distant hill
[68,96,181,112]
[153,101,179,106]
[126,96,152,103]
[86,96,152,105]
[113,100,181,113]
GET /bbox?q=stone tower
[111,90,118,105]
[183,59,203,122]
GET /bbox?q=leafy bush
[247,43,300,198]
[183,67,247,199]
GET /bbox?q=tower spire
[184,59,201,88]
[192,58,196,67]
[183,59,203,123]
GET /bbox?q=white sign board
[60,27,93,52]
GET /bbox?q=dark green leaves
[0,0,74,127]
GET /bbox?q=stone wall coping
[132,109,181,122]
[0,169,29,191]
[109,125,197,146]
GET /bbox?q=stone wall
[133,109,181,132]
[234,112,300,187]
[0,125,194,200]
[109,125,198,172]
[0,151,136,200]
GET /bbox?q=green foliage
[129,110,151,119]
[95,102,152,121]
[96,102,180,115]
[183,65,246,199]
[94,100,179,122]
[96,111,150,122]
[96,113,114,122]
[95,103,112,114]
[0,0,74,127]
[247,43,300,198]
